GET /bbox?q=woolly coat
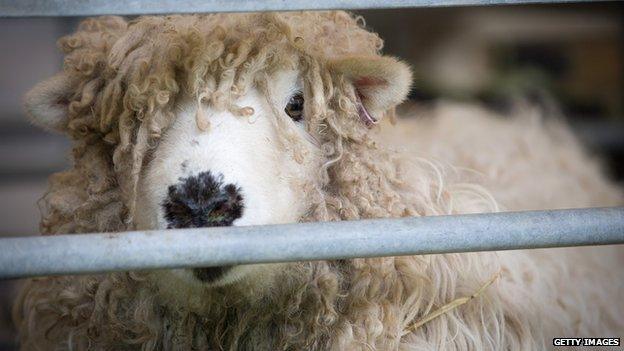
[14,11,624,351]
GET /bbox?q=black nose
[163,171,244,229]
[162,171,243,283]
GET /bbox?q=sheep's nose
[162,171,243,283]
[163,171,244,229]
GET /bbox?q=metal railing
[0,0,596,17]
[1,208,623,279]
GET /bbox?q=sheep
[14,11,623,350]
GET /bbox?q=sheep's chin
[189,263,281,286]
[150,263,286,307]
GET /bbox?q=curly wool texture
[14,12,624,351]
[35,12,385,235]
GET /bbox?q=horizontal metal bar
[1,207,623,279]
[0,0,601,18]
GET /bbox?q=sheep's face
[129,55,412,289]
[25,48,411,292]
[134,69,322,287]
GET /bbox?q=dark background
[1,3,623,348]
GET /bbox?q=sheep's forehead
[132,12,382,59]
[55,12,382,156]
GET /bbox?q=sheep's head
[24,13,411,291]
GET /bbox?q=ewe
[15,12,623,350]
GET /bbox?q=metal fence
[0,0,622,280]
[0,0,598,17]
[1,208,623,279]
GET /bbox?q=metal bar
[1,207,623,279]
[0,0,602,18]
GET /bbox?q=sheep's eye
[285,92,304,122]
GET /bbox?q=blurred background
[0,2,623,348]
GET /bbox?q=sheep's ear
[23,73,74,133]
[329,55,412,126]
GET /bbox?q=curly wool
[35,12,385,235]
[14,12,624,351]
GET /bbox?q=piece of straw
[402,271,501,336]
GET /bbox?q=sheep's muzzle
[162,171,244,283]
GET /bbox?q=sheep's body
[14,12,623,351]
[383,102,622,211]
[381,102,624,349]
